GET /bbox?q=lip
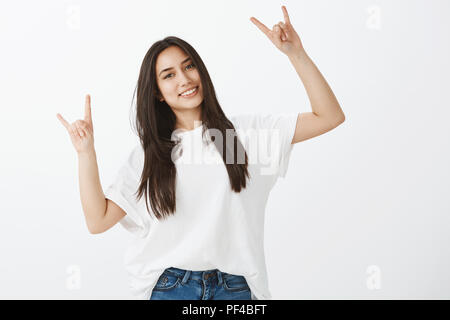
[179,86,199,97]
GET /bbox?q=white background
[1,0,449,299]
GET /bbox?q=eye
[163,64,195,79]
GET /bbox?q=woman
[56,5,345,300]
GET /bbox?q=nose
[178,71,192,87]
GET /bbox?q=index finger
[250,17,271,37]
[56,113,70,130]
[281,5,291,24]
[84,94,92,123]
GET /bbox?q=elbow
[322,107,345,127]
[329,114,345,128]
[87,223,104,235]
[335,112,345,125]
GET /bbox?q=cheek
[159,83,175,97]
[195,71,202,82]
[194,74,203,93]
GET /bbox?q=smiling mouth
[179,86,199,97]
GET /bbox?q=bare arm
[287,52,345,144]
[57,95,124,234]
[78,150,108,234]
[251,6,345,145]
[78,151,126,234]
[288,51,345,124]
[100,199,127,233]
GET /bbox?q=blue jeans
[149,267,255,300]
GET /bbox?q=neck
[173,106,202,131]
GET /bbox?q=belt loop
[182,270,191,284]
[217,270,223,286]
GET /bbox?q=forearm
[77,150,107,233]
[288,50,345,121]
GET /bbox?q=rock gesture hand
[57,94,95,155]
[250,5,305,57]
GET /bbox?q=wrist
[78,149,96,159]
[287,49,309,62]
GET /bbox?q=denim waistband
[164,267,232,286]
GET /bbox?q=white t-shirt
[104,113,298,300]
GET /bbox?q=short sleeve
[104,144,151,237]
[230,113,298,178]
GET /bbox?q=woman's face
[155,46,204,112]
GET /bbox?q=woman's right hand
[57,94,95,155]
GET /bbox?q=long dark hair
[130,36,250,220]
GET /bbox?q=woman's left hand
[250,5,305,57]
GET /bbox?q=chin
[181,97,203,107]
[173,100,203,111]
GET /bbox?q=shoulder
[228,113,297,130]
[119,143,144,179]
[131,143,144,157]
[228,113,263,130]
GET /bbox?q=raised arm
[57,95,124,234]
[250,5,345,144]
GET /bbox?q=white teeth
[180,87,197,96]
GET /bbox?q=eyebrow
[158,57,192,77]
